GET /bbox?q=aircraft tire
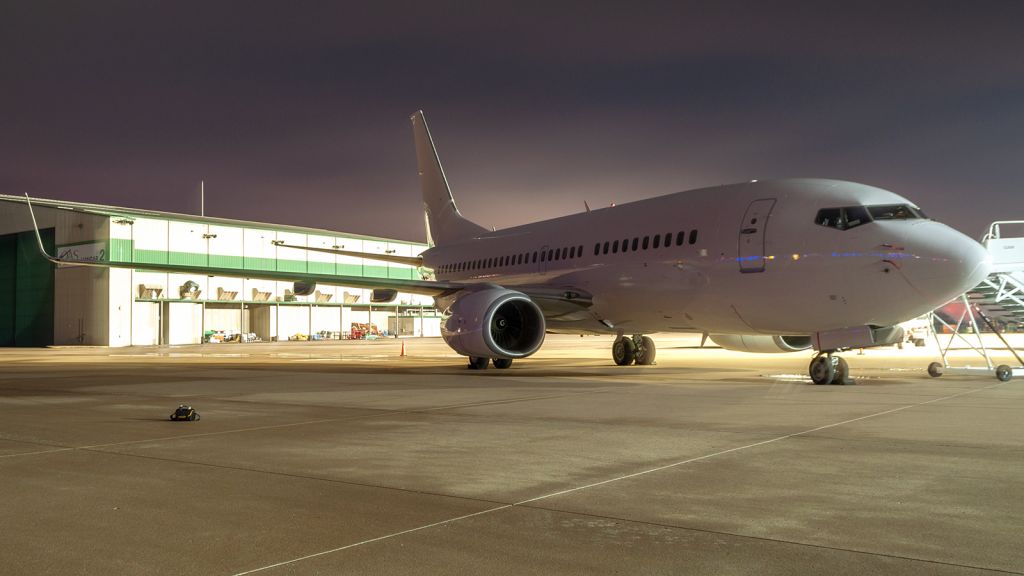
[492,358,513,369]
[612,337,636,366]
[927,362,943,377]
[468,356,489,370]
[635,336,656,365]
[809,354,835,385]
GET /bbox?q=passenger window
[689,230,698,244]
[594,243,600,256]
[603,241,609,254]
[642,236,649,250]
[664,232,672,247]
[554,249,561,261]
[578,245,583,258]
[676,231,685,246]
[653,234,660,249]
[623,238,629,251]
[532,252,538,263]
[548,249,554,261]
[631,238,638,251]
[612,240,619,253]
[561,247,568,259]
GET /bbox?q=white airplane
[26,111,991,384]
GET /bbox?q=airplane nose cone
[901,222,991,303]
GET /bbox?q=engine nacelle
[441,287,546,359]
[708,334,812,353]
[293,281,316,297]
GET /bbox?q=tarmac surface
[1,334,1022,575]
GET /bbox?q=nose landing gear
[809,352,853,385]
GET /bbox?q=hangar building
[0,194,439,347]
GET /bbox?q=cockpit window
[816,204,928,230]
[868,204,926,220]
[814,206,871,230]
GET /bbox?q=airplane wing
[271,241,424,268]
[23,195,461,297]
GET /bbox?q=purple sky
[2,2,1023,242]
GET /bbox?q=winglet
[24,194,62,265]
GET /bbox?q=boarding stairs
[930,221,1024,381]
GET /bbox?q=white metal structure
[928,221,1024,381]
[27,111,992,384]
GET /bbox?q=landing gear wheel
[468,356,489,370]
[612,337,636,366]
[832,356,852,385]
[492,358,513,369]
[996,365,1013,382]
[809,354,835,385]
[634,336,657,365]
[927,362,943,378]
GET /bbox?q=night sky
[3,1,1023,242]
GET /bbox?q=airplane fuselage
[423,178,990,337]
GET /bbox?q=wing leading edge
[23,194,461,297]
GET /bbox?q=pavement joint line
[229,380,1009,576]
[516,503,1024,575]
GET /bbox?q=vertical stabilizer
[411,111,487,246]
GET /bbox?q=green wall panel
[0,233,15,346]
[276,259,306,273]
[243,256,276,271]
[15,229,55,346]
[338,264,362,276]
[109,238,132,262]
[134,248,168,265]
[364,265,388,278]
[169,250,208,267]
[308,261,335,275]
[209,254,243,269]
[388,267,415,280]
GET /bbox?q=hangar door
[0,229,55,347]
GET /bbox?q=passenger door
[738,199,776,273]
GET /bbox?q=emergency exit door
[738,199,776,273]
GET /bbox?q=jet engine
[293,281,316,296]
[708,334,812,353]
[441,287,546,359]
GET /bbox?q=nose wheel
[809,353,853,385]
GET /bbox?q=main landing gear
[808,352,854,385]
[612,335,657,366]
[468,357,513,370]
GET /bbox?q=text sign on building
[56,242,107,267]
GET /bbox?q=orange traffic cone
[400,340,406,357]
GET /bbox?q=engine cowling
[441,288,546,359]
[708,334,812,353]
